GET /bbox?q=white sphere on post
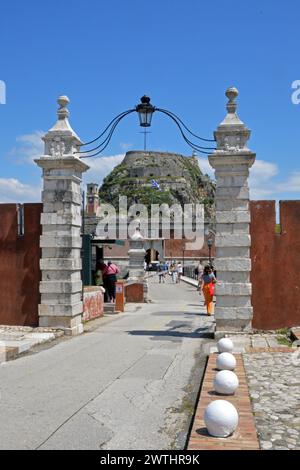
[216,352,236,371]
[214,370,239,395]
[204,400,239,437]
[217,338,234,353]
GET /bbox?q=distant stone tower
[87,183,99,215]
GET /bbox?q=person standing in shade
[105,261,119,303]
[200,265,216,315]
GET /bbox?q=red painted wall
[0,203,42,326]
[83,287,104,321]
[125,282,144,302]
[164,236,214,260]
[250,200,300,330]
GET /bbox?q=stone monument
[126,221,147,302]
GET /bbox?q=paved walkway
[0,277,214,450]
[244,351,300,450]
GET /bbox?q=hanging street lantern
[135,95,156,127]
[78,95,215,158]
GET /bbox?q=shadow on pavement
[151,311,206,317]
[127,325,214,341]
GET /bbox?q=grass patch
[275,328,290,335]
[275,224,281,234]
[276,335,292,346]
[177,396,195,416]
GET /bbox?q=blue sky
[0,0,300,203]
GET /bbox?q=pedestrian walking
[104,261,120,303]
[200,265,216,315]
[171,262,178,284]
[197,261,204,281]
[177,262,183,283]
[158,261,166,283]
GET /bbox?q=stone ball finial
[225,87,238,114]
[57,95,70,120]
[57,95,70,108]
[225,87,238,100]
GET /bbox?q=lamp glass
[138,109,153,127]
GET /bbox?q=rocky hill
[98,150,215,220]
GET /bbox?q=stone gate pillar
[208,88,255,333]
[35,96,89,335]
[128,227,146,281]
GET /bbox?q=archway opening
[145,248,159,265]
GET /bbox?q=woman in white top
[177,262,183,283]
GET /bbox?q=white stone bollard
[214,370,239,395]
[217,338,234,353]
[216,352,236,371]
[204,400,239,437]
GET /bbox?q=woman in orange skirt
[200,265,216,315]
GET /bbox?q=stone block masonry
[209,88,255,332]
[35,96,89,335]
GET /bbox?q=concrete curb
[181,276,198,288]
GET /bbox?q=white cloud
[9,130,44,164]
[0,178,41,203]
[198,156,280,197]
[1,131,44,202]
[198,157,215,178]
[249,160,279,199]
[82,154,124,187]
[276,171,300,193]
[198,155,300,200]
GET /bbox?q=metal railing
[183,266,198,280]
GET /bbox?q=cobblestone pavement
[208,334,286,354]
[243,352,300,450]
